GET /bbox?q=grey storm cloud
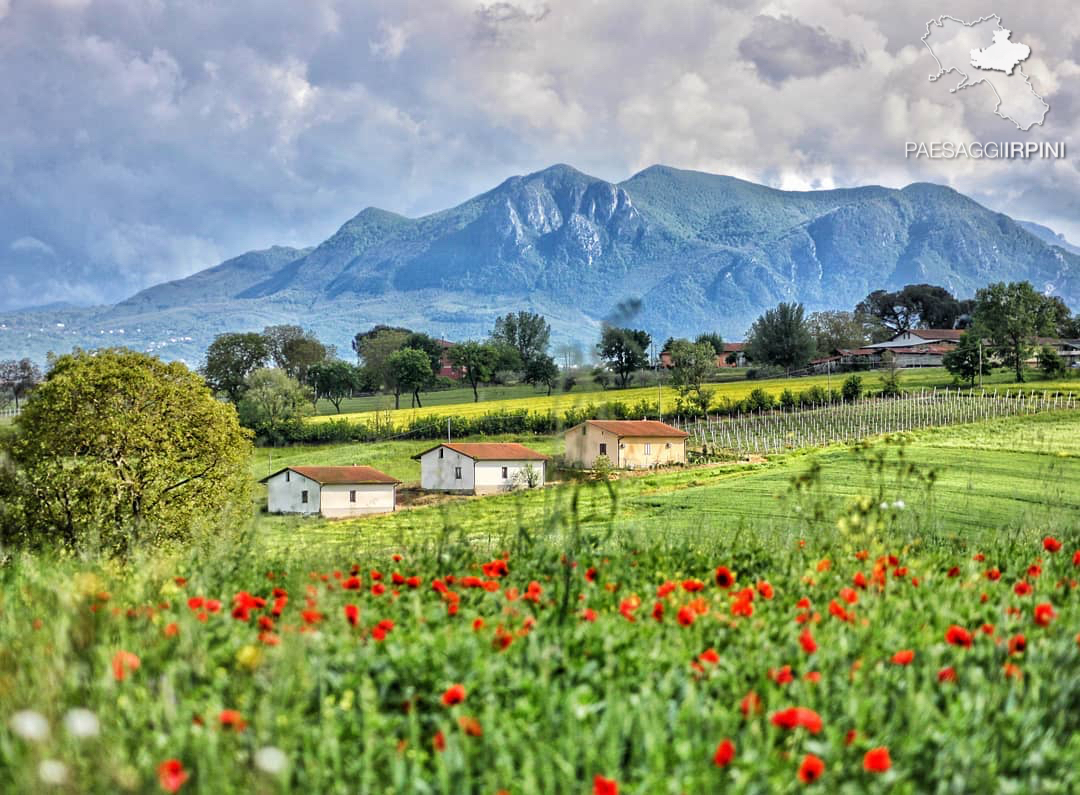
[0,0,1078,312]
[737,14,864,84]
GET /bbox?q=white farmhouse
[260,466,400,518]
[412,442,548,495]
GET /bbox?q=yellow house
[564,420,689,469]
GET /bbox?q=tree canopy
[668,339,717,412]
[745,302,815,370]
[855,284,969,334]
[386,348,433,408]
[237,368,314,438]
[448,341,499,402]
[202,332,270,403]
[597,326,651,388]
[2,349,252,552]
[972,281,1056,382]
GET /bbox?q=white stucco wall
[320,483,396,518]
[473,460,546,494]
[419,448,475,492]
[266,471,321,515]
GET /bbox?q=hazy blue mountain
[1017,220,1080,257]
[2,164,1077,363]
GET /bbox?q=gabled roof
[259,466,400,485]
[580,420,689,438]
[411,442,549,461]
[722,342,746,352]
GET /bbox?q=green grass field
[309,368,1079,428]
[2,411,1078,792]
[257,411,1080,552]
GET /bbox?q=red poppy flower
[157,759,188,793]
[713,738,735,767]
[585,567,597,583]
[371,583,386,596]
[457,716,483,737]
[1072,550,1080,567]
[863,747,891,773]
[593,775,618,795]
[187,597,204,610]
[804,671,821,683]
[344,604,359,626]
[580,608,596,622]
[218,709,246,731]
[1008,634,1026,655]
[845,729,858,746]
[799,629,818,654]
[342,577,362,590]
[828,600,852,622]
[1003,662,1023,680]
[798,753,825,784]
[945,625,972,647]
[676,606,696,626]
[681,579,704,592]
[301,609,323,625]
[740,691,762,716]
[796,597,812,610]
[840,586,859,603]
[946,566,960,578]
[112,650,141,682]
[771,707,823,734]
[657,581,677,598]
[432,731,446,751]
[770,665,794,685]
[757,581,774,599]
[891,649,914,665]
[163,622,179,638]
[1043,537,1062,553]
[1034,602,1056,627]
[714,566,735,589]
[699,648,720,665]
[1013,581,1032,597]
[441,684,466,707]
[937,666,957,683]
[980,623,995,636]
[985,568,1001,581]
[973,553,985,562]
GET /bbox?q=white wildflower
[254,746,288,775]
[9,709,49,741]
[38,759,68,785]
[893,499,906,510]
[63,708,100,739]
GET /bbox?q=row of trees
[0,358,43,410]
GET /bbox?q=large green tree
[806,311,871,355]
[263,325,330,383]
[668,339,717,412]
[695,332,725,357]
[492,312,551,368]
[308,360,361,413]
[524,353,560,396]
[358,328,411,394]
[202,332,270,402]
[3,349,252,552]
[942,332,992,386]
[745,302,815,370]
[973,281,1056,382]
[856,284,966,334]
[386,348,433,408]
[351,324,411,363]
[448,341,499,402]
[597,326,651,388]
[237,368,314,436]
[0,358,43,410]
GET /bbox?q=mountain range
[2,163,1078,364]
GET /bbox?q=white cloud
[369,21,410,60]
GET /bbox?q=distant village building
[260,466,400,518]
[564,420,689,469]
[413,442,548,495]
[437,339,464,380]
[659,342,746,369]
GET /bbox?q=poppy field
[1,416,1079,793]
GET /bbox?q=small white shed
[260,466,401,518]
[412,442,549,495]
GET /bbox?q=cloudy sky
[1,0,1078,310]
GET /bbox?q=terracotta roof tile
[583,420,689,438]
[260,466,400,485]
[412,442,549,461]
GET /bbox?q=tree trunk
[414,389,423,408]
[472,380,479,402]
[394,390,400,409]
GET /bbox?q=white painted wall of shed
[319,484,396,518]
[473,460,546,495]
[419,448,475,492]
[266,471,321,516]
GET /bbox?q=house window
[439,448,444,458]
[349,490,356,502]
[301,490,309,504]
[665,442,672,449]
[454,466,462,480]
[599,443,607,455]
[501,466,508,478]
[285,470,290,482]
[644,443,652,455]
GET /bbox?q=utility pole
[447,417,451,443]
